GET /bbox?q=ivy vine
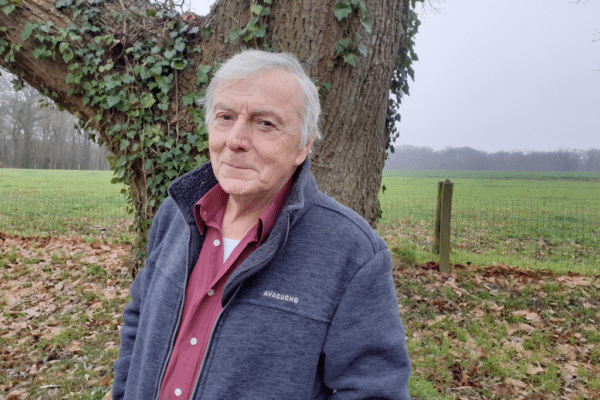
[332,0,372,66]
[386,1,421,157]
[331,0,422,157]
[3,0,218,264]
[228,0,272,49]
[0,0,23,64]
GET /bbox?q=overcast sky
[190,0,600,153]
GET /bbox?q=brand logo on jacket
[263,290,299,304]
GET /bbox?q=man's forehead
[212,70,302,118]
[215,69,300,97]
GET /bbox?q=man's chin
[218,179,259,197]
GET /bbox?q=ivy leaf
[182,92,196,106]
[361,16,372,34]
[156,76,171,94]
[196,64,212,85]
[164,49,176,60]
[171,59,187,70]
[174,41,186,53]
[254,24,267,38]
[334,37,351,54]
[55,0,72,8]
[332,2,352,21]
[228,29,239,43]
[357,43,367,57]
[105,95,121,109]
[116,155,127,168]
[343,53,357,66]
[2,4,14,15]
[356,0,367,15]
[11,77,23,91]
[39,22,52,33]
[104,74,122,90]
[32,47,47,59]
[62,50,74,62]
[21,22,35,41]
[140,93,155,109]
[120,139,130,151]
[251,3,264,16]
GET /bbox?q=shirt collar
[194,177,295,245]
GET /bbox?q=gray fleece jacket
[113,160,411,399]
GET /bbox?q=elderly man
[113,50,411,399]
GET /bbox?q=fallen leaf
[527,365,545,375]
[512,309,541,322]
[505,377,528,389]
[6,390,27,400]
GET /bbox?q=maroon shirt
[159,180,293,400]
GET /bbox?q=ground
[1,233,599,400]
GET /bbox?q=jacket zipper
[189,285,242,400]
[189,213,290,399]
[155,212,290,399]
[153,222,196,400]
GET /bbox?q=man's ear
[295,136,315,166]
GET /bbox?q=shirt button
[213,239,220,246]
[190,338,198,345]
[207,289,214,296]
[175,388,182,396]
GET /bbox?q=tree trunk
[0,0,409,273]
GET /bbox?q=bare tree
[0,71,110,169]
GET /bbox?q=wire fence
[2,184,598,273]
[380,196,600,273]
[0,194,132,239]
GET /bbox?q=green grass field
[0,169,132,241]
[1,168,598,274]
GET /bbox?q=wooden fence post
[432,181,444,254]
[439,179,454,273]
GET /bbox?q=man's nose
[226,119,252,151]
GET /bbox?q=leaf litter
[1,232,599,399]
[1,233,130,399]
[395,259,600,399]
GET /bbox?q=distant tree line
[0,71,109,170]
[385,145,600,172]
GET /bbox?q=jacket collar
[168,158,319,229]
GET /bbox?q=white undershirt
[222,237,241,263]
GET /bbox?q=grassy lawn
[1,168,600,399]
[0,169,132,241]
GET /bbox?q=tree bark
[0,0,409,271]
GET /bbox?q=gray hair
[201,50,321,148]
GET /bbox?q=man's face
[208,68,311,202]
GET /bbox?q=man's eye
[217,114,232,121]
